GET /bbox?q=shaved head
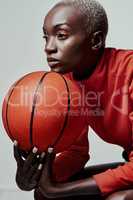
[57,0,108,41]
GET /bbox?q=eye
[42,33,48,40]
[57,31,69,40]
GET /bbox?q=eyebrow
[43,23,71,32]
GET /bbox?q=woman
[14,0,133,199]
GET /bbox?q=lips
[47,57,59,62]
[47,57,61,68]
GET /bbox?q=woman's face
[43,4,92,74]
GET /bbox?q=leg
[105,189,133,200]
[34,189,104,200]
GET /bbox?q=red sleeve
[93,152,133,196]
[52,126,89,182]
[93,75,133,197]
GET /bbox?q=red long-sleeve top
[53,48,133,196]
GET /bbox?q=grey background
[0,0,133,199]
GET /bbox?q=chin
[51,67,69,75]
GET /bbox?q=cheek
[58,38,85,62]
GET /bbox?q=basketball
[2,71,86,153]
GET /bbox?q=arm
[37,150,124,199]
[52,126,90,182]
[93,75,133,197]
[37,148,101,199]
[93,151,133,196]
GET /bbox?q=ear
[91,31,105,50]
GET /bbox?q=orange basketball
[2,71,86,153]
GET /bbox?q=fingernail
[48,147,53,153]
[32,147,38,153]
[41,152,45,159]
[14,140,18,146]
[38,164,43,170]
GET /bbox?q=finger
[13,141,24,167]
[26,162,40,180]
[32,163,43,182]
[43,147,55,177]
[23,147,38,172]
[47,147,55,167]
[39,152,46,164]
[19,149,29,160]
[29,153,45,181]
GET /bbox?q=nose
[45,36,57,55]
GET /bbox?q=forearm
[38,177,101,198]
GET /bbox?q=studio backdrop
[0,0,133,199]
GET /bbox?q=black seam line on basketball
[29,72,50,146]
[51,75,71,148]
[5,73,34,141]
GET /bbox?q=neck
[73,48,104,81]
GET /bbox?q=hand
[13,141,45,191]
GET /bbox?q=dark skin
[35,149,133,200]
[13,141,45,191]
[14,3,133,200]
[43,3,104,80]
[37,148,101,198]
